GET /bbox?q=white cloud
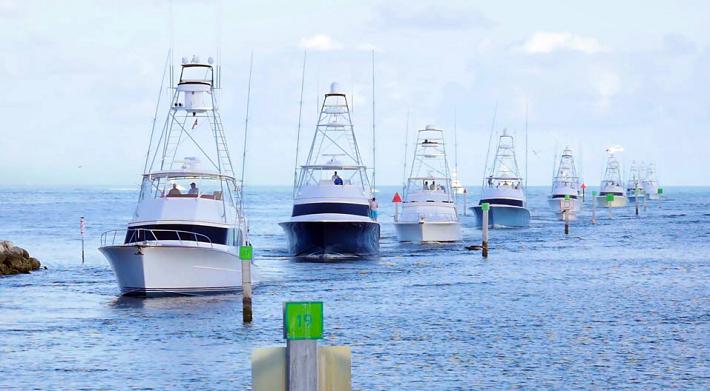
[520,32,606,54]
[299,34,343,51]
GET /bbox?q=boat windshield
[139,174,235,204]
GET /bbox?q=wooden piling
[240,245,253,323]
[463,189,468,216]
[80,217,85,265]
[481,203,489,258]
[635,190,639,216]
[591,191,597,224]
[287,340,319,391]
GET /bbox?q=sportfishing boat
[548,147,582,220]
[626,161,645,202]
[394,125,462,242]
[279,82,379,258]
[99,55,250,296]
[595,146,628,208]
[642,162,661,200]
[471,129,530,228]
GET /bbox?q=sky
[1,0,709,187]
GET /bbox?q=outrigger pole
[240,51,254,213]
[294,50,307,193]
[371,49,377,194]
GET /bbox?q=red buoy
[392,192,402,203]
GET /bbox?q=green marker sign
[606,194,615,202]
[658,188,664,195]
[481,202,490,212]
[283,301,323,340]
[239,245,253,261]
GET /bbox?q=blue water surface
[0,186,708,390]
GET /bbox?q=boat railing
[100,228,214,248]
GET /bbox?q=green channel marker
[481,202,490,211]
[658,188,664,195]
[239,245,253,261]
[283,301,323,340]
[592,191,598,196]
[606,194,615,202]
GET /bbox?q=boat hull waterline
[279,221,380,259]
[595,196,628,208]
[471,205,531,228]
[394,221,462,242]
[99,244,246,296]
[547,197,582,221]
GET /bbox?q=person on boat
[487,176,493,186]
[188,182,199,195]
[369,197,378,220]
[332,171,343,185]
[167,184,181,196]
[423,181,429,190]
[430,181,436,190]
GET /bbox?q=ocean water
[0,186,708,390]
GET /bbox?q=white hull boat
[394,221,462,242]
[100,55,250,296]
[100,243,244,296]
[595,195,628,208]
[642,163,661,200]
[472,129,530,228]
[597,146,627,209]
[280,82,379,258]
[547,197,581,220]
[395,125,461,242]
[549,147,582,221]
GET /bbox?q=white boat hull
[394,221,462,242]
[99,244,246,296]
[595,195,628,208]
[547,197,581,220]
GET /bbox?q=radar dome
[425,124,436,130]
[329,82,343,95]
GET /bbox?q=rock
[0,242,41,276]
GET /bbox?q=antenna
[239,51,254,212]
[143,49,172,174]
[371,49,376,194]
[293,50,307,192]
[481,102,498,195]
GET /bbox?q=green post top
[564,194,571,200]
[592,190,598,196]
[283,301,323,340]
[239,245,253,261]
[606,194,615,202]
[658,187,664,194]
[481,202,490,212]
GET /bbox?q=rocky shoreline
[0,241,42,275]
